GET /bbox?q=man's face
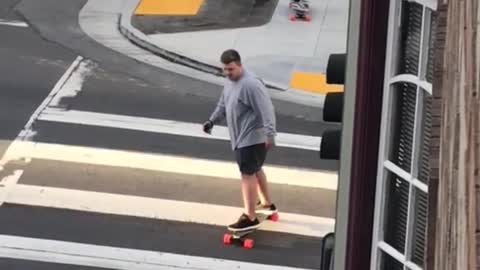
[223,61,242,81]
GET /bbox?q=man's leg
[256,169,272,206]
[241,173,258,220]
[228,145,262,231]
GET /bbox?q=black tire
[320,232,335,270]
[326,53,346,84]
[323,92,344,122]
[319,129,341,160]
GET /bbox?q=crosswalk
[0,56,338,269]
[0,19,28,27]
[0,235,315,270]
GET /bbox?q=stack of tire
[319,53,346,160]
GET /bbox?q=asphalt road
[0,0,338,269]
[0,2,97,270]
[0,0,76,158]
[0,258,110,270]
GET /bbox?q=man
[203,49,278,231]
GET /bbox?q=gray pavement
[0,0,21,21]
[0,11,75,157]
[31,61,335,171]
[33,121,335,171]
[0,4,104,269]
[17,159,336,217]
[0,0,338,269]
[80,0,330,109]
[132,0,279,34]
[0,203,323,269]
[123,0,349,93]
[0,259,112,270]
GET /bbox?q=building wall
[426,2,446,268]
[429,0,480,269]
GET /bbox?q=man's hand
[265,138,275,150]
[203,120,214,134]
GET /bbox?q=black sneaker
[228,213,260,232]
[255,202,278,215]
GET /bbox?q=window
[370,1,436,269]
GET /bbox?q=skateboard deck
[289,9,311,21]
[223,212,279,249]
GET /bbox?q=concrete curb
[118,0,286,91]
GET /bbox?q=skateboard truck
[222,212,279,249]
[289,13,311,22]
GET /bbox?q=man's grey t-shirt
[209,69,276,150]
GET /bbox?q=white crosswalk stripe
[5,184,335,237]
[2,141,337,190]
[0,235,316,270]
[38,108,322,151]
[0,19,28,27]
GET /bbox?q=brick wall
[428,0,480,269]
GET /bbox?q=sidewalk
[120,0,349,96]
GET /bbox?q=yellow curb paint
[135,0,203,16]
[290,72,344,94]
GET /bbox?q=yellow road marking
[135,0,204,16]
[290,72,344,94]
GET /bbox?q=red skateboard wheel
[223,233,232,245]
[270,213,279,222]
[244,239,254,249]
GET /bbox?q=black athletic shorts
[235,143,267,175]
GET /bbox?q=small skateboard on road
[289,0,311,22]
[223,212,279,249]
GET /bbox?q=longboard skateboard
[223,212,279,249]
[289,1,311,21]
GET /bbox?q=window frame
[370,0,435,269]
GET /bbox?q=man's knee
[241,173,257,181]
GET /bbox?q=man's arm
[243,79,277,144]
[209,90,226,125]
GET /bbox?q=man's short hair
[221,49,241,65]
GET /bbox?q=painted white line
[0,235,316,270]
[0,19,28,27]
[6,184,335,238]
[15,56,86,141]
[4,141,338,190]
[49,59,94,107]
[39,108,321,151]
[0,170,23,206]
